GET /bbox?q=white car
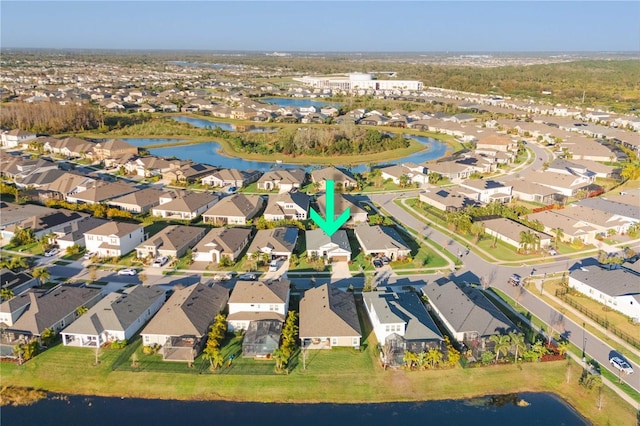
[44,248,59,257]
[268,260,278,272]
[83,252,96,260]
[548,249,558,256]
[610,357,634,375]
[238,273,257,281]
[117,268,137,276]
[152,256,169,267]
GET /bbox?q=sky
[1,1,639,52]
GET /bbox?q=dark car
[380,256,390,265]
[508,274,522,286]
[373,259,383,268]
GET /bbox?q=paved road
[368,191,640,394]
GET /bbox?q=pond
[261,97,340,109]
[172,116,276,133]
[148,132,447,173]
[1,392,586,426]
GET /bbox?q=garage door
[331,256,349,262]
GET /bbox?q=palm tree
[399,174,410,188]
[556,341,569,357]
[403,350,419,370]
[489,334,511,362]
[519,230,534,254]
[425,347,443,369]
[509,332,526,363]
[428,171,442,185]
[272,347,289,371]
[552,227,564,249]
[32,267,50,285]
[470,222,485,243]
[76,306,89,316]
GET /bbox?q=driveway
[331,261,351,280]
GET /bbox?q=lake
[172,116,276,132]
[261,97,340,109]
[1,392,586,426]
[148,134,447,173]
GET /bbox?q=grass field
[1,338,636,425]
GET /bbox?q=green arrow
[310,179,350,237]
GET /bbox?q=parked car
[373,259,383,268]
[268,260,279,272]
[548,248,558,256]
[44,248,59,257]
[380,256,390,265]
[508,274,522,286]
[238,273,257,280]
[117,268,137,276]
[226,186,237,194]
[152,256,169,267]
[610,357,634,374]
[83,251,96,260]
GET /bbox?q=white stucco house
[226,279,290,332]
[83,221,145,257]
[568,264,640,322]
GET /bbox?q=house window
[332,338,337,346]
[385,325,390,332]
[144,336,149,343]
[352,338,359,346]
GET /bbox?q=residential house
[2,285,102,345]
[1,157,58,183]
[45,173,96,201]
[379,164,429,187]
[151,192,219,220]
[246,227,299,260]
[510,179,561,205]
[354,224,410,260]
[125,156,179,178]
[421,280,516,358]
[419,186,480,213]
[458,179,513,204]
[568,262,640,322]
[84,221,145,258]
[61,286,165,347]
[92,139,138,161]
[15,168,67,190]
[263,192,310,222]
[227,279,290,332]
[424,161,474,181]
[575,198,640,229]
[201,168,261,188]
[315,193,368,226]
[362,290,443,365]
[162,161,217,184]
[1,129,37,148]
[311,167,357,191]
[305,229,352,262]
[527,171,594,197]
[0,202,58,231]
[135,225,206,260]
[65,181,138,205]
[475,134,517,153]
[1,209,87,241]
[52,216,109,250]
[108,187,170,214]
[480,217,552,251]
[299,284,361,349]
[0,269,39,297]
[192,227,252,264]
[256,169,307,192]
[202,194,264,226]
[140,283,229,361]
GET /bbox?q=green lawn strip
[486,288,640,404]
[538,280,640,365]
[374,202,452,269]
[2,342,636,425]
[52,260,71,266]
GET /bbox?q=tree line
[0,103,102,134]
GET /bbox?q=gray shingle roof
[299,284,361,338]
[354,224,409,252]
[246,227,298,255]
[7,286,102,336]
[62,286,165,335]
[305,229,350,252]
[141,283,229,338]
[421,281,515,337]
[363,291,442,342]
[570,266,640,301]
